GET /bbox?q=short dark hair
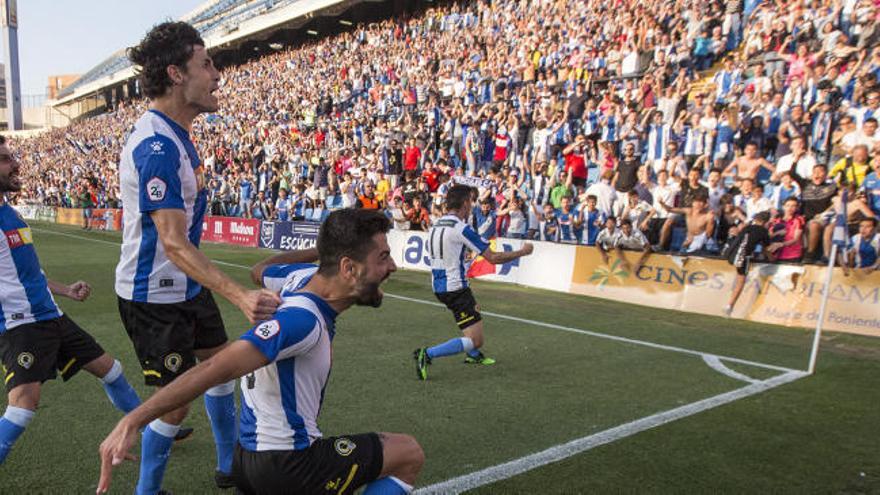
[317,209,390,276]
[446,185,473,210]
[754,211,771,223]
[128,22,205,98]
[0,135,6,146]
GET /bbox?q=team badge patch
[254,320,280,340]
[164,353,183,373]
[17,352,34,370]
[146,177,167,202]
[334,437,357,457]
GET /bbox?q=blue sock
[204,382,236,474]
[426,337,474,359]
[466,348,483,359]
[0,406,34,464]
[363,476,413,494]
[101,360,141,413]
[136,419,179,495]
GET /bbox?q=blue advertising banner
[259,221,320,250]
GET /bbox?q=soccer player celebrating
[0,136,141,465]
[413,185,533,380]
[115,22,280,493]
[98,210,424,495]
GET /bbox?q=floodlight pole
[1,0,22,130]
[807,243,837,375]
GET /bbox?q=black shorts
[0,315,105,392]
[435,287,482,331]
[117,289,227,386]
[232,433,384,495]
[733,257,751,276]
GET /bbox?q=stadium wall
[386,230,880,338]
[18,206,879,338]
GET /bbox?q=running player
[98,209,424,495]
[413,185,533,380]
[0,136,141,465]
[115,22,280,493]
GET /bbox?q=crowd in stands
[12,0,880,271]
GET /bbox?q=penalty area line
[414,370,808,494]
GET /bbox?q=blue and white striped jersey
[0,205,61,333]
[261,263,319,298]
[427,214,490,294]
[238,290,336,452]
[115,110,208,303]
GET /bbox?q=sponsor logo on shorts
[17,352,34,370]
[254,320,280,340]
[334,437,356,457]
[164,353,183,373]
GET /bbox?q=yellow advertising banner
[56,208,84,227]
[570,247,880,337]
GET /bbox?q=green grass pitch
[1,222,878,494]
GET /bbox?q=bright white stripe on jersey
[262,263,319,297]
[239,289,336,452]
[0,205,61,332]
[427,214,490,293]
[115,110,208,303]
[646,124,671,161]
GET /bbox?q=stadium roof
[52,0,368,106]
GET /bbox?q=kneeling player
[0,136,141,465]
[413,185,533,380]
[98,210,423,495]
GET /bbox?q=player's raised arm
[97,340,268,494]
[249,247,320,286]
[480,241,534,265]
[151,209,280,322]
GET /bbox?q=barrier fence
[18,205,879,337]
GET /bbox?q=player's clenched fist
[68,281,91,301]
[238,289,282,323]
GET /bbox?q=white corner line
[702,355,760,384]
[414,371,808,495]
[384,293,800,375]
[32,226,802,376]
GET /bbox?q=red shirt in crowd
[493,132,511,162]
[771,214,805,261]
[564,152,588,180]
[404,146,422,171]
[422,167,439,191]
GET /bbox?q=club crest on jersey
[147,177,167,202]
[254,320,280,340]
[17,352,34,370]
[164,353,183,373]
[334,437,357,457]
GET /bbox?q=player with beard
[0,136,143,466]
[114,22,281,493]
[99,209,423,495]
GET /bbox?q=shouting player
[115,22,281,493]
[414,185,533,380]
[0,136,141,465]
[99,209,424,495]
